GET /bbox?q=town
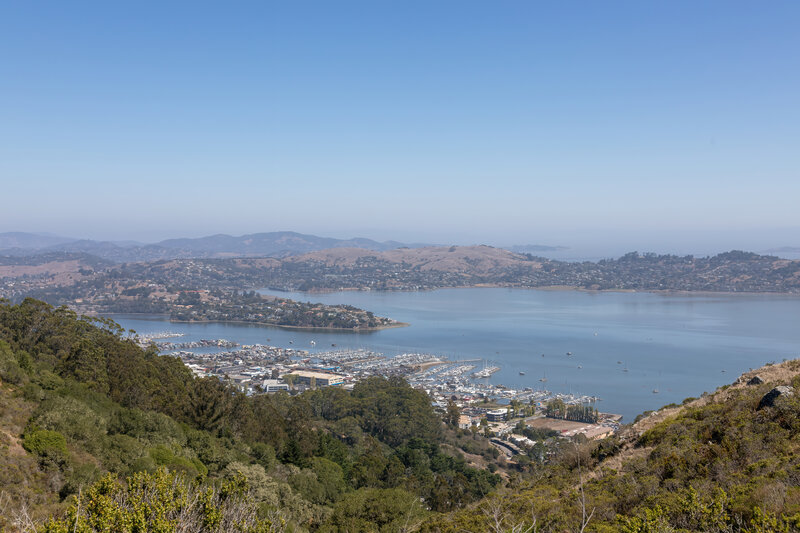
[141,332,622,460]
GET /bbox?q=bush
[0,340,26,385]
[40,468,284,532]
[23,429,67,456]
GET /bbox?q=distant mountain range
[506,244,569,254]
[765,246,800,254]
[0,231,435,262]
[0,231,573,263]
[0,232,77,250]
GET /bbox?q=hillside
[289,245,541,274]
[0,299,499,532]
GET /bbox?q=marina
[142,334,601,415]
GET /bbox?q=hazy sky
[1,1,798,253]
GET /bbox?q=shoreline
[167,318,410,332]
[264,284,800,298]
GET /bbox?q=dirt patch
[527,417,593,433]
[0,259,83,278]
[1,429,26,457]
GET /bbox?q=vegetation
[39,469,282,533]
[0,298,496,532]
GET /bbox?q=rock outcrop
[757,385,795,409]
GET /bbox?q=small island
[169,292,407,331]
[58,283,405,331]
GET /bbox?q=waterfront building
[286,370,345,388]
[486,408,508,422]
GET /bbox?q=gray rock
[758,385,795,409]
[747,375,765,386]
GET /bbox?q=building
[260,379,289,393]
[486,408,508,422]
[285,370,345,388]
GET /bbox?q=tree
[188,377,230,432]
[446,400,461,427]
[321,487,427,533]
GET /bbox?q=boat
[471,366,500,378]
[652,389,659,394]
[566,352,573,356]
[519,371,526,375]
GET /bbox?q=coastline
[167,318,410,332]
[267,284,800,298]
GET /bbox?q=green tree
[446,400,461,427]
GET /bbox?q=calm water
[111,288,800,422]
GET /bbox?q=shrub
[23,429,67,456]
[40,468,285,532]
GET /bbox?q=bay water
[111,288,800,422]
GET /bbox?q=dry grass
[288,245,543,274]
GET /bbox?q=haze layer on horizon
[1,2,798,254]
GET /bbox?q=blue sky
[1,1,798,254]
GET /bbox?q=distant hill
[291,245,539,274]
[506,244,569,254]
[0,232,76,250]
[766,246,800,253]
[156,231,426,257]
[0,231,430,262]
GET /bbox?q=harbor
[142,333,604,419]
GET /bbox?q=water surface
[111,288,800,421]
